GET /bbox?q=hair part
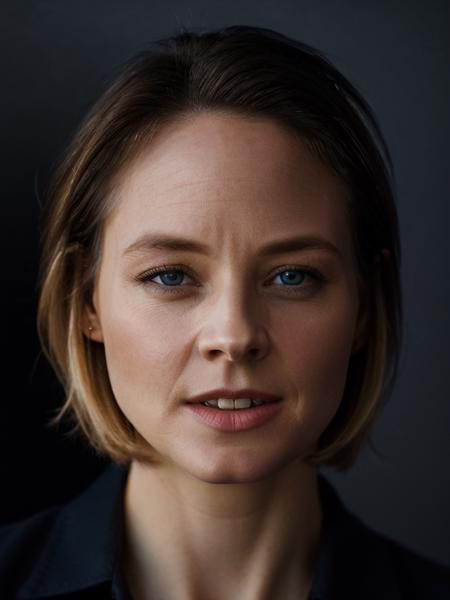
[36,24,402,471]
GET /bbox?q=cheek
[99,289,186,408]
[277,291,358,426]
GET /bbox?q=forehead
[105,111,352,256]
[117,111,342,194]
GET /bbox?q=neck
[122,458,323,600]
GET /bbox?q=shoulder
[351,510,450,599]
[380,529,450,598]
[0,463,128,599]
[317,475,450,600]
[0,505,62,597]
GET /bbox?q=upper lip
[185,388,282,404]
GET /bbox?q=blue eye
[137,267,193,290]
[153,270,186,286]
[137,265,323,294]
[273,270,309,286]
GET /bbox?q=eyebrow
[123,233,342,259]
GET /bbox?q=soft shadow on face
[84,111,365,484]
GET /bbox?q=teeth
[218,398,237,409]
[202,398,265,409]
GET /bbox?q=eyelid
[135,263,325,292]
[137,264,196,282]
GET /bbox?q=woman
[1,24,449,600]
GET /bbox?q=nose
[197,285,270,363]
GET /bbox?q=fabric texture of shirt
[1,461,449,599]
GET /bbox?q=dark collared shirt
[1,462,449,599]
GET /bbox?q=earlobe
[81,291,104,343]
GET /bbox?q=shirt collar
[17,461,130,599]
[309,475,402,600]
[16,463,402,600]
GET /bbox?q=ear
[81,286,104,343]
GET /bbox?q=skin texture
[83,111,367,599]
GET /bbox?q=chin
[180,448,303,484]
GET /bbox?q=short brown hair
[36,24,402,471]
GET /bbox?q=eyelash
[135,264,325,296]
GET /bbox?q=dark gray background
[1,0,449,566]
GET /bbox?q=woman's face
[84,111,366,483]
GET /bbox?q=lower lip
[184,401,282,432]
